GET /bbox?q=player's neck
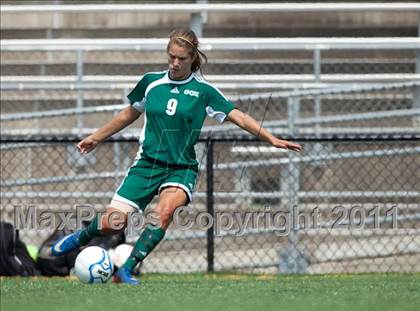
[169,71,192,81]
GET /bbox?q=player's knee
[100,209,127,234]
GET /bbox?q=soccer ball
[108,244,133,268]
[74,246,113,284]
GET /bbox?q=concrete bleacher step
[1,5,417,39]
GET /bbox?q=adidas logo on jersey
[184,89,199,98]
[170,87,180,94]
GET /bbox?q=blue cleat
[112,267,140,285]
[51,230,82,256]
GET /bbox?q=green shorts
[112,158,198,211]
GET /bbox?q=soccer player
[52,29,302,284]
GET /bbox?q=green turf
[1,273,419,311]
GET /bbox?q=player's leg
[52,158,160,257]
[51,201,134,256]
[116,166,197,276]
[114,186,188,284]
[78,200,134,243]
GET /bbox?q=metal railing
[2,38,419,95]
[2,36,418,95]
[2,37,420,51]
[2,81,419,129]
[2,3,419,13]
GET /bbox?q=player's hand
[77,136,99,154]
[271,138,302,152]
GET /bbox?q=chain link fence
[1,82,419,274]
[1,138,419,274]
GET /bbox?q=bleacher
[1,2,419,131]
[1,2,420,274]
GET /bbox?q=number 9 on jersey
[166,98,178,116]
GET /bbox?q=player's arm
[226,109,302,152]
[77,106,142,154]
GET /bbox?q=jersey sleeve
[127,75,149,113]
[205,85,236,123]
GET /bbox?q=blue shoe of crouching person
[51,230,82,256]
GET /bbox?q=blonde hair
[167,29,208,74]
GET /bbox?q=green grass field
[1,273,419,311]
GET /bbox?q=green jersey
[127,70,235,167]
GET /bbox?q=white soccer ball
[74,246,113,284]
[109,244,133,268]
